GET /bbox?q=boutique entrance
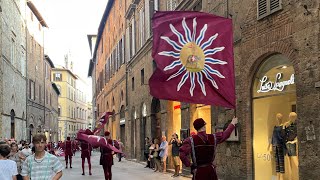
[252,54,299,180]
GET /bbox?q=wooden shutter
[132,19,136,56]
[257,0,268,19]
[258,0,282,20]
[125,27,130,62]
[122,35,125,64]
[270,0,282,14]
[145,0,150,38]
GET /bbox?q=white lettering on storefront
[257,73,295,93]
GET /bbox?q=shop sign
[174,105,181,110]
[257,73,295,93]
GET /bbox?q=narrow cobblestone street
[60,151,190,180]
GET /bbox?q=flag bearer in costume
[64,137,73,169]
[80,138,92,176]
[100,131,119,180]
[179,117,238,180]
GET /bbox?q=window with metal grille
[257,0,282,20]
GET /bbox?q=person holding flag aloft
[179,117,238,180]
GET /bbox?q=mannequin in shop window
[268,113,286,180]
[284,112,299,180]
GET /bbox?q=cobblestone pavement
[60,151,190,180]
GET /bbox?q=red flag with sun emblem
[149,11,235,108]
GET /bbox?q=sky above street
[34,0,109,99]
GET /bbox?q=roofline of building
[44,55,55,68]
[87,34,97,55]
[27,1,48,28]
[52,83,60,95]
[52,68,78,79]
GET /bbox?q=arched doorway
[120,105,125,145]
[130,107,136,158]
[29,124,34,143]
[10,110,15,139]
[151,98,161,139]
[140,103,147,161]
[252,54,298,180]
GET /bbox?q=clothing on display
[271,125,286,173]
[273,145,285,173]
[286,123,297,141]
[286,143,297,156]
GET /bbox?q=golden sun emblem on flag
[158,17,227,96]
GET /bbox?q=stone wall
[1,0,27,141]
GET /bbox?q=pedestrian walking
[80,140,92,175]
[100,131,119,180]
[8,142,25,180]
[148,138,156,169]
[0,144,18,180]
[64,137,73,169]
[144,137,151,168]
[159,136,168,172]
[169,133,181,177]
[21,134,63,180]
[152,138,161,172]
[117,138,124,162]
[179,117,238,180]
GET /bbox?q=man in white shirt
[159,136,168,172]
[21,134,63,180]
[0,144,18,180]
[21,143,32,158]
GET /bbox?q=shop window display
[252,54,298,180]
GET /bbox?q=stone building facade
[90,0,128,144]
[53,66,82,141]
[75,77,90,132]
[44,55,60,142]
[1,0,27,141]
[90,0,320,179]
[25,1,49,142]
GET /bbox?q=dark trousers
[103,164,112,180]
[17,174,23,180]
[82,156,92,174]
[65,155,72,167]
[118,154,122,162]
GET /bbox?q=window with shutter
[126,27,131,62]
[270,0,281,13]
[139,8,145,48]
[257,0,282,20]
[145,0,150,38]
[257,0,268,19]
[132,19,136,56]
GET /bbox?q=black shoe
[82,173,85,175]
[65,166,68,169]
[70,166,72,168]
[89,172,92,175]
